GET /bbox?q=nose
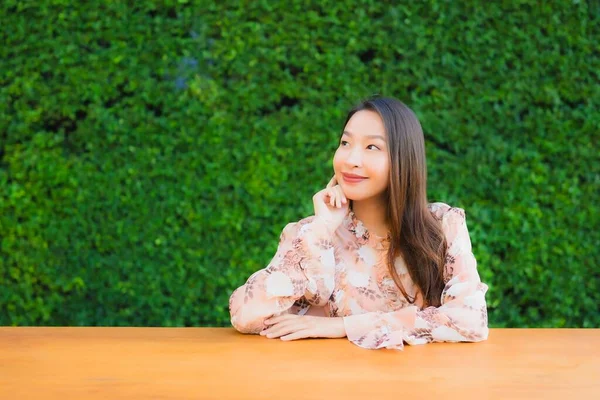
[344,146,363,167]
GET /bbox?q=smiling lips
[342,172,368,183]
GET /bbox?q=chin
[341,190,369,202]
[344,186,387,202]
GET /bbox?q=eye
[340,141,380,150]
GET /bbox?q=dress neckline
[346,210,391,250]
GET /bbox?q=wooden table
[1,328,598,399]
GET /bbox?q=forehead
[343,110,386,140]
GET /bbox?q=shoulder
[428,202,468,230]
[428,202,472,249]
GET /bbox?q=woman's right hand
[312,175,349,233]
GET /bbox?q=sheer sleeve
[342,207,489,350]
[229,216,337,334]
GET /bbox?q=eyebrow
[342,130,386,141]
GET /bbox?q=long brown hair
[343,96,448,307]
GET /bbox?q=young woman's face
[333,110,390,201]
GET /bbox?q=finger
[337,186,347,203]
[262,318,298,333]
[264,322,300,339]
[281,329,312,341]
[321,189,332,206]
[335,187,345,206]
[330,187,338,208]
[264,314,296,325]
[326,175,336,189]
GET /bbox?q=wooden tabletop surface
[1,328,599,399]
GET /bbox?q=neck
[351,195,389,238]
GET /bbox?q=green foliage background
[1,1,598,328]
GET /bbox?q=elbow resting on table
[427,303,490,344]
[229,287,264,334]
[472,300,490,342]
[230,311,265,335]
[422,318,489,345]
[469,323,490,342]
[229,295,267,334]
[459,309,490,343]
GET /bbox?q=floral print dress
[228,202,489,350]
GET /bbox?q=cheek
[332,150,342,170]
[366,159,390,189]
[366,155,389,177]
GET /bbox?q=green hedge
[1,0,598,328]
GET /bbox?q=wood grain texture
[1,328,598,399]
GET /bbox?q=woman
[228,96,489,350]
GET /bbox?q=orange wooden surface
[1,328,599,399]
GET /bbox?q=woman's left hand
[260,315,347,341]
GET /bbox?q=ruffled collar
[345,210,391,250]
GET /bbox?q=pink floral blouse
[228,202,489,350]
